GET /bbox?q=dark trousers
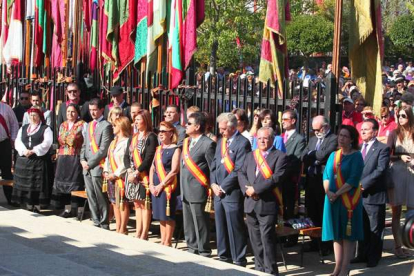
[0,139,13,203]
[182,199,211,256]
[84,174,109,228]
[305,173,325,227]
[214,199,247,265]
[357,203,385,264]
[246,211,278,275]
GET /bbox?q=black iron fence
[0,64,341,142]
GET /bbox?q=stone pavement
[0,191,413,275]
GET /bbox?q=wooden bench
[71,190,88,221]
[299,227,323,267]
[0,179,14,186]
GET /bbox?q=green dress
[322,150,364,241]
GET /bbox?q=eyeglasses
[397,114,407,119]
[159,130,171,133]
[282,118,291,121]
[67,90,78,94]
[20,97,29,100]
[312,127,323,132]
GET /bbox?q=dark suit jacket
[180,135,216,203]
[302,131,338,175]
[360,139,390,205]
[210,132,251,202]
[80,119,114,176]
[175,124,186,147]
[238,148,288,215]
[103,102,130,120]
[57,101,92,129]
[284,131,306,175]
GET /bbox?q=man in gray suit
[80,98,114,229]
[181,112,216,256]
[210,113,250,266]
[238,127,288,275]
[164,104,186,146]
[281,110,306,246]
[351,119,390,267]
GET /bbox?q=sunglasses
[20,97,29,100]
[282,118,292,121]
[158,130,171,133]
[397,114,407,119]
[381,116,388,119]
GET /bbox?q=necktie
[315,138,322,151]
[189,139,196,151]
[283,133,288,144]
[361,143,368,160]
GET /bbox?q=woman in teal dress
[322,125,364,276]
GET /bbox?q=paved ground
[0,189,413,275]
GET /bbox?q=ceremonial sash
[108,139,125,193]
[155,146,177,216]
[182,137,212,211]
[131,133,150,208]
[333,149,361,236]
[253,149,283,216]
[0,114,10,139]
[221,138,234,173]
[89,121,104,168]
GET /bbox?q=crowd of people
[0,69,413,275]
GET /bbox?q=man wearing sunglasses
[57,83,92,129]
[13,91,31,127]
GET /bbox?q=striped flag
[349,0,383,114]
[0,0,10,65]
[3,0,23,65]
[134,0,148,65]
[34,0,47,66]
[146,0,165,76]
[50,0,65,68]
[90,0,99,70]
[258,0,290,97]
[101,0,114,65]
[168,0,183,89]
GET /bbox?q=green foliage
[195,0,265,71]
[286,14,334,57]
[389,15,414,54]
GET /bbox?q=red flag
[3,0,24,65]
[183,0,204,69]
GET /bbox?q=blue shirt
[252,135,286,153]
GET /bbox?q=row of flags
[258,0,383,113]
[0,0,204,89]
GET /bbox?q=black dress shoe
[60,210,74,218]
[350,256,367,264]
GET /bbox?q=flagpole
[332,0,343,81]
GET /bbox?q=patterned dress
[51,120,85,209]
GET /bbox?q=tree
[195,0,265,72]
[286,14,334,59]
[389,15,414,55]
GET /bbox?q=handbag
[125,172,146,200]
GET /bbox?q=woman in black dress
[149,121,181,246]
[51,104,85,217]
[12,106,53,211]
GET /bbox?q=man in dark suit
[238,127,288,275]
[164,104,186,146]
[180,112,216,256]
[302,115,337,254]
[351,118,390,267]
[281,110,306,246]
[57,83,91,129]
[103,86,130,120]
[80,98,114,229]
[210,113,250,266]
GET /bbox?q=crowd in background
[0,58,413,276]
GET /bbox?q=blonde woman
[127,110,158,239]
[149,121,181,246]
[108,106,123,126]
[104,117,131,234]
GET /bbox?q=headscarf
[27,106,45,124]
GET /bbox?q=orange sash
[182,137,212,212]
[253,149,283,216]
[88,121,104,168]
[155,146,177,216]
[333,149,361,236]
[221,138,234,173]
[108,140,125,191]
[131,133,150,208]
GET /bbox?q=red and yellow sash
[131,133,150,208]
[155,146,177,216]
[333,149,361,236]
[253,149,283,216]
[182,137,212,212]
[221,138,234,173]
[89,121,104,168]
[108,139,125,195]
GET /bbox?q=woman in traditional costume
[52,104,85,217]
[149,121,181,246]
[322,125,364,276]
[12,106,53,212]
